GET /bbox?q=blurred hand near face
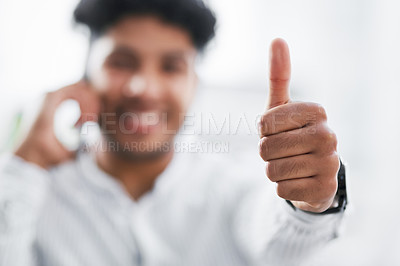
[14,81,100,169]
[258,39,340,213]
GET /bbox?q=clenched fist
[258,39,340,213]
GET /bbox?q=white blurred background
[1,0,400,264]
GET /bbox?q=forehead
[103,15,197,57]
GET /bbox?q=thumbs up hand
[258,39,340,213]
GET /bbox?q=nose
[127,76,147,95]
[122,70,162,98]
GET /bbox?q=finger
[259,102,326,137]
[50,137,78,163]
[265,154,318,182]
[276,176,337,203]
[268,38,291,110]
[259,127,315,161]
[59,81,100,126]
[75,83,101,125]
[42,81,100,127]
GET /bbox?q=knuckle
[259,137,270,161]
[317,153,340,177]
[316,126,337,150]
[258,116,266,135]
[276,182,297,200]
[317,157,339,199]
[305,102,327,121]
[270,77,290,83]
[319,128,331,143]
[315,103,327,121]
[266,161,277,181]
[328,153,340,174]
[258,113,271,135]
[276,183,290,199]
[314,126,326,143]
[329,177,338,195]
[326,132,338,152]
[329,131,338,150]
[259,113,268,125]
[324,175,338,199]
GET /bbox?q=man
[0,0,346,265]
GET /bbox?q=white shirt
[0,146,344,266]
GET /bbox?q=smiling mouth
[121,110,164,134]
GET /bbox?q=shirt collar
[76,146,189,207]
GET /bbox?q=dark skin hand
[258,38,340,213]
[14,81,100,169]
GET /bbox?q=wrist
[290,197,335,213]
[14,143,50,170]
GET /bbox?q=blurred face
[87,15,198,158]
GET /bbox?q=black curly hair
[73,0,217,51]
